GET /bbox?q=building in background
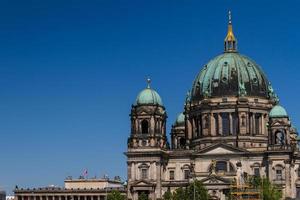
[126,13,300,200]
[14,177,125,200]
[0,191,6,200]
[6,196,15,200]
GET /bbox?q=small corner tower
[128,78,168,149]
[268,104,291,148]
[126,78,168,200]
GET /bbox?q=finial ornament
[224,11,237,52]
[147,77,151,88]
[228,10,232,24]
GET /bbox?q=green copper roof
[191,52,276,101]
[269,105,288,118]
[175,113,185,125]
[135,88,163,106]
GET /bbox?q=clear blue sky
[1,0,300,194]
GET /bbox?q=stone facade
[126,14,300,200]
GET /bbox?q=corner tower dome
[135,78,163,106]
[174,113,185,126]
[270,105,288,118]
[191,12,277,101]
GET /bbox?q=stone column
[218,113,222,135]
[156,162,162,199]
[252,113,255,135]
[210,113,215,136]
[261,114,265,135]
[259,114,262,135]
[229,113,233,135]
[285,161,291,198]
[150,116,155,134]
[187,118,192,140]
[192,118,196,138]
[132,162,136,180]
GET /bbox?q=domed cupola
[175,113,185,126]
[190,12,276,101]
[269,105,288,118]
[171,112,186,149]
[135,78,163,106]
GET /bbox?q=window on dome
[141,120,149,134]
[221,113,230,136]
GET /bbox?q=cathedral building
[126,13,300,200]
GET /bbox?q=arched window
[274,165,284,180]
[141,120,149,134]
[179,138,186,148]
[221,113,230,136]
[275,131,285,145]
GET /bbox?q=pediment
[195,143,249,155]
[201,175,231,185]
[131,180,155,187]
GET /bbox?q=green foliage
[138,192,149,200]
[260,178,282,200]
[164,180,209,200]
[172,187,187,200]
[162,190,172,200]
[236,176,282,200]
[107,190,126,200]
[186,180,209,200]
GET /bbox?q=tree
[172,187,187,200]
[186,180,209,200]
[260,178,282,200]
[162,190,172,200]
[107,190,126,200]
[138,192,148,200]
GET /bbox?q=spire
[224,11,237,52]
[146,77,151,88]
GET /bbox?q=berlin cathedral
[126,13,300,200]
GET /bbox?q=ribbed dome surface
[175,113,185,126]
[191,52,274,100]
[135,88,163,106]
[270,105,288,118]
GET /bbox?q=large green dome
[191,52,275,101]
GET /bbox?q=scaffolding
[229,182,261,200]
